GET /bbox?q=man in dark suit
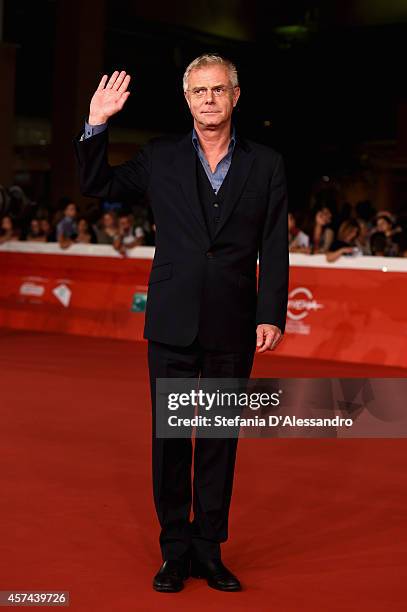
[74,54,288,593]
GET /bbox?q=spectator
[94,212,119,245]
[305,205,334,253]
[374,214,400,256]
[76,218,96,244]
[326,219,361,263]
[0,215,20,243]
[370,232,387,256]
[355,218,371,255]
[39,218,56,242]
[26,218,46,242]
[57,202,78,249]
[375,214,393,235]
[113,213,145,256]
[56,202,78,238]
[288,212,310,253]
[131,201,156,246]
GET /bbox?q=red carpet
[1,329,406,611]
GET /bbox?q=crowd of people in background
[1,183,407,260]
[0,184,155,256]
[288,199,407,260]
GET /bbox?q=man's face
[103,213,114,228]
[40,220,50,233]
[119,216,130,232]
[322,208,332,224]
[78,219,87,232]
[377,217,391,233]
[31,219,40,233]
[184,64,240,130]
[316,207,332,226]
[2,216,12,231]
[65,203,76,218]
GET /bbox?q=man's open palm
[89,71,131,125]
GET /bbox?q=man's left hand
[256,324,283,353]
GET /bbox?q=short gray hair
[183,54,239,92]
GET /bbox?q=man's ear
[184,90,191,109]
[232,86,241,108]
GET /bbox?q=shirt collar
[192,125,236,153]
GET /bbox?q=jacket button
[206,251,214,258]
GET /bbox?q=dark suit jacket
[73,129,289,350]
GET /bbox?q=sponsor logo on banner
[18,276,48,304]
[131,292,147,312]
[53,283,72,308]
[19,282,45,297]
[286,287,324,335]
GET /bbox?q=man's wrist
[83,119,108,140]
[257,323,283,333]
[88,115,108,126]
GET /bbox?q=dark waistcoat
[196,156,232,241]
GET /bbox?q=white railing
[1,240,407,272]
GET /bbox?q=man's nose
[204,89,215,102]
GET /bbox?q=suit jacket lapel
[174,132,209,239]
[213,138,255,240]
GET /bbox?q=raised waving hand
[88,71,131,125]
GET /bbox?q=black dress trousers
[148,335,256,561]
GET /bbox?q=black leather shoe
[152,559,189,593]
[191,558,242,591]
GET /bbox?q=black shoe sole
[191,571,242,591]
[207,580,242,592]
[153,583,184,593]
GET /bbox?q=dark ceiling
[3,0,407,204]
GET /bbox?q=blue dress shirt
[192,126,236,194]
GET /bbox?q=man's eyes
[193,87,224,94]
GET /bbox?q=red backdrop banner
[1,249,406,368]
